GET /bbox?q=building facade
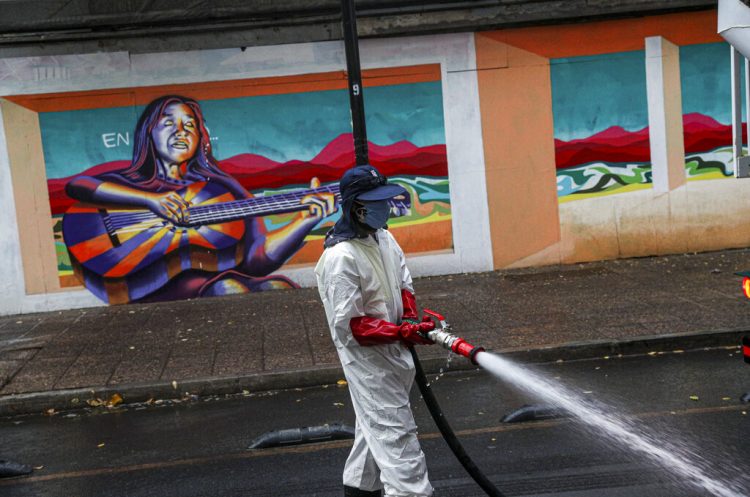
[0,4,745,315]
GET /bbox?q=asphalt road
[0,347,748,497]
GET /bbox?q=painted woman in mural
[64,95,338,303]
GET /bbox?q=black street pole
[341,0,369,166]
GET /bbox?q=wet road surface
[1,347,748,496]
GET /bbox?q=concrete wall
[0,33,493,315]
[2,9,749,315]
[475,10,750,269]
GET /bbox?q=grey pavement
[1,248,750,415]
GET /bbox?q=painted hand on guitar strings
[146,191,191,225]
[299,177,339,221]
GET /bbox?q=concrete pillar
[645,36,686,193]
[474,34,560,269]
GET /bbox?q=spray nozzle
[422,309,484,365]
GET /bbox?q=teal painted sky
[41,81,445,179]
[680,42,746,123]
[551,50,648,142]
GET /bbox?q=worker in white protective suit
[315,165,437,497]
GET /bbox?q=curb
[0,328,745,417]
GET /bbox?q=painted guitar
[62,180,411,304]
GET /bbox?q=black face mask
[354,200,391,231]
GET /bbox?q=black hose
[409,346,507,497]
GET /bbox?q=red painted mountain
[555,113,748,169]
[555,126,651,169]
[47,134,447,215]
[682,113,746,154]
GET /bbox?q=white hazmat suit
[315,229,433,497]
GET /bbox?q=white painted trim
[731,46,746,176]
[0,32,492,314]
[0,103,26,315]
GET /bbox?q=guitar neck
[186,185,340,226]
[102,183,410,235]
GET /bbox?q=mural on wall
[680,42,747,181]
[551,50,652,202]
[34,69,451,304]
[552,42,748,202]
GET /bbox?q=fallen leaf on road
[722,397,731,401]
[97,443,105,448]
[33,466,43,470]
[44,408,56,416]
[337,379,348,387]
[689,395,699,401]
[107,393,123,408]
[87,398,105,407]
[333,402,344,407]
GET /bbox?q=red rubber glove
[350,316,434,346]
[401,289,419,324]
[400,315,435,345]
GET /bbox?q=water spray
[413,310,748,497]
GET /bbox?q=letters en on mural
[30,66,452,304]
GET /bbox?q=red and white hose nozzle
[423,309,485,365]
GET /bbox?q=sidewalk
[1,248,749,416]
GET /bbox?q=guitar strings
[107,195,408,234]
[105,183,412,231]
[107,196,408,231]
[107,186,340,228]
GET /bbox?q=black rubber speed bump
[248,423,355,449]
[501,404,567,423]
[0,460,32,479]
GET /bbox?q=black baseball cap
[339,165,407,202]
